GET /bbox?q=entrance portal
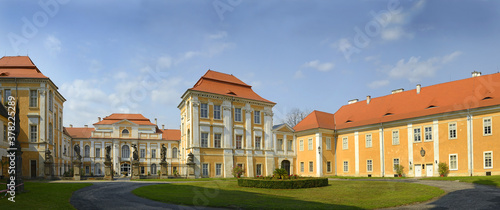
[281,160,291,175]
[121,163,131,176]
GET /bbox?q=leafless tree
[282,108,311,128]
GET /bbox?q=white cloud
[294,70,304,79]
[332,38,352,53]
[207,31,227,40]
[303,60,334,72]
[156,56,173,69]
[381,27,404,41]
[89,59,103,73]
[442,51,462,64]
[151,77,183,105]
[44,35,61,54]
[367,80,390,89]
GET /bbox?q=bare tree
[282,108,311,128]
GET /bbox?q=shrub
[157,170,161,176]
[395,164,404,176]
[232,166,244,178]
[238,178,328,189]
[438,162,449,177]
[273,168,288,179]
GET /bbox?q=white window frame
[202,163,209,177]
[484,117,492,136]
[214,133,222,148]
[215,163,222,176]
[277,139,283,151]
[234,108,242,122]
[254,110,261,124]
[30,124,38,142]
[308,138,313,150]
[200,103,208,118]
[392,130,399,145]
[343,161,348,172]
[235,135,242,149]
[122,145,130,158]
[326,137,331,150]
[309,161,314,172]
[29,89,37,107]
[96,148,101,158]
[213,105,221,120]
[172,147,178,158]
[449,122,457,139]
[254,136,261,150]
[140,149,145,158]
[300,162,304,172]
[256,164,262,176]
[342,137,348,150]
[201,132,209,148]
[84,145,90,157]
[393,158,400,171]
[299,139,304,151]
[449,154,458,170]
[151,149,156,158]
[414,127,422,142]
[367,159,373,172]
[484,151,493,169]
[365,134,372,148]
[287,140,293,151]
[424,126,433,141]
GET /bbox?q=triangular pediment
[273,124,294,133]
[115,119,138,126]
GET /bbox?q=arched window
[122,145,130,158]
[84,145,90,157]
[172,147,178,158]
[151,164,157,175]
[122,129,130,137]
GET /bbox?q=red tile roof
[335,72,500,129]
[162,129,181,141]
[0,56,48,79]
[64,127,95,139]
[189,70,275,104]
[94,113,157,126]
[293,110,335,132]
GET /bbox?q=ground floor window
[173,166,177,174]
[300,162,304,172]
[151,164,157,174]
[367,160,373,172]
[309,161,314,172]
[484,152,493,169]
[326,161,331,173]
[343,161,348,172]
[85,166,90,175]
[140,166,145,175]
[202,163,209,177]
[121,163,131,175]
[95,163,101,175]
[256,164,262,176]
[393,158,400,171]
[449,154,458,170]
[216,164,222,176]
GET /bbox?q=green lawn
[0,181,92,209]
[423,175,500,187]
[133,180,444,209]
[328,176,409,180]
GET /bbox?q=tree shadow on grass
[134,183,363,209]
[425,179,500,209]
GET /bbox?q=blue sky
[1,0,499,129]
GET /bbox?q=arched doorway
[281,160,291,175]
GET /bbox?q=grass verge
[0,181,92,209]
[133,180,444,209]
[423,175,500,187]
[328,176,409,179]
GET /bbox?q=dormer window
[122,129,130,137]
[426,105,437,109]
[483,97,493,100]
[384,113,393,116]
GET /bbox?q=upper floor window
[299,139,304,151]
[449,123,457,139]
[84,145,90,157]
[152,149,156,158]
[172,147,178,158]
[234,108,242,122]
[235,135,242,149]
[414,128,421,142]
[96,148,101,158]
[214,134,222,148]
[392,130,399,145]
[277,139,283,151]
[424,126,432,141]
[200,103,208,118]
[4,89,11,104]
[484,118,492,135]
[122,129,130,137]
[48,90,53,112]
[254,136,261,150]
[287,140,293,151]
[30,125,38,142]
[213,105,221,120]
[326,138,331,150]
[122,145,130,158]
[48,123,53,144]
[254,111,261,124]
[140,149,145,158]
[201,132,209,148]
[365,134,372,148]
[342,137,348,150]
[29,90,38,107]
[308,139,313,150]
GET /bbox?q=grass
[423,175,500,187]
[137,177,236,182]
[133,180,444,209]
[328,176,409,180]
[0,181,92,209]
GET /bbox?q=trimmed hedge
[238,178,329,189]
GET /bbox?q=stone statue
[74,144,82,161]
[161,144,166,162]
[132,144,139,161]
[105,145,111,161]
[188,152,194,163]
[45,149,52,162]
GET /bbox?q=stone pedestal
[187,162,196,179]
[131,160,140,180]
[160,161,168,179]
[104,160,113,180]
[44,161,53,179]
[73,160,81,181]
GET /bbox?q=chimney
[162,125,165,130]
[348,99,359,104]
[416,84,421,94]
[84,125,88,128]
[70,124,73,128]
[472,71,482,77]
[98,117,101,122]
[391,88,404,94]
[155,118,158,125]
[366,96,371,104]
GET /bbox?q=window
[277,139,283,151]
[85,166,89,175]
[449,154,457,170]
[200,103,208,118]
[49,123,53,144]
[140,149,145,158]
[484,152,493,169]
[288,140,293,151]
[4,89,11,104]
[84,145,90,157]
[342,137,348,150]
[300,162,304,172]
[343,161,349,172]
[254,111,261,124]
[308,139,313,150]
[424,126,432,141]
[96,148,101,158]
[484,118,492,135]
[151,164,157,174]
[326,138,331,150]
[95,163,101,175]
[172,147,178,158]
[30,125,38,142]
[449,123,457,139]
[202,163,209,176]
[234,108,242,122]
[122,129,129,137]
[237,163,243,169]
[256,164,262,176]
[121,163,130,174]
[3,125,6,142]
[254,136,261,149]
[393,158,400,171]
[414,128,421,142]
[299,140,304,151]
[201,132,208,148]
[151,149,156,158]
[214,134,221,148]
[48,90,53,112]
[392,130,399,145]
[365,134,372,148]
[122,145,130,158]
[59,117,62,131]
[29,90,37,107]
[326,161,331,173]
[140,166,145,175]
[367,160,373,172]
[216,164,222,176]
[235,135,242,149]
[214,105,221,120]
[309,161,314,172]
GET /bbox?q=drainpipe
[467,109,473,176]
[380,123,385,177]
